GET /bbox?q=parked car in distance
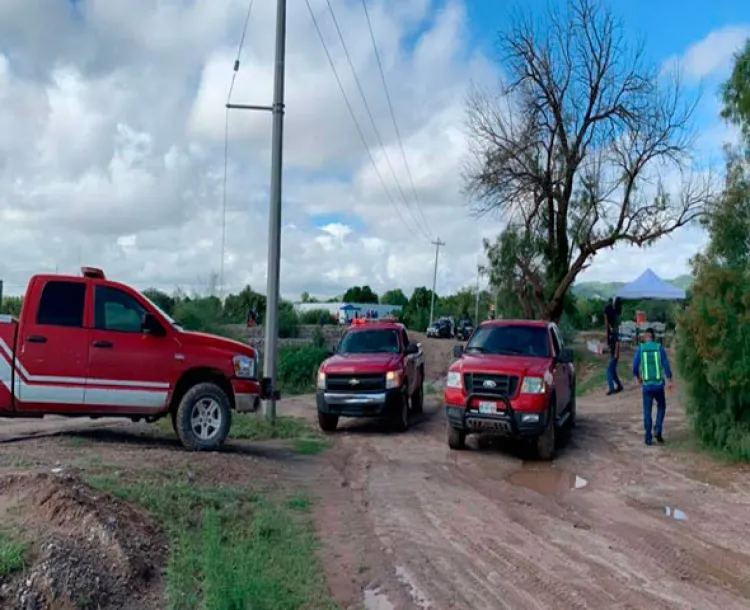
[426,319,453,339]
[443,319,576,460]
[0,267,263,451]
[316,319,425,432]
[455,318,474,341]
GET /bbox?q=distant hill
[573,274,693,300]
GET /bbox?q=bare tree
[464,0,717,321]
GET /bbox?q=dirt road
[0,335,749,609]
[285,337,750,609]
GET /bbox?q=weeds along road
[0,335,748,609]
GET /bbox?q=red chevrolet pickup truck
[444,320,576,460]
[316,319,425,432]
[0,268,262,450]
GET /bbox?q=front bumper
[445,392,549,437]
[317,387,405,417]
[232,379,262,413]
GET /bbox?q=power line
[221,0,256,298]
[429,238,445,326]
[359,0,433,237]
[324,0,431,241]
[303,0,420,238]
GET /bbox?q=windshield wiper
[466,346,486,352]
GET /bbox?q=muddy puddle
[507,466,588,495]
[363,588,395,610]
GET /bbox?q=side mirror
[557,347,575,364]
[453,345,464,358]
[405,342,419,355]
[142,312,165,337]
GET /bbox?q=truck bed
[0,315,18,411]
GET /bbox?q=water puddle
[363,588,395,610]
[664,506,688,521]
[507,467,588,495]
[396,566,433,609]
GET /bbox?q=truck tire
[411,381,424,415]
[174,382,232,451]
[318,411,339,432]
[448,426,466,450]
[566,389,577,429]
[535,408,556,461]
[391,392,409,432]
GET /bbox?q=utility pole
[474,266,481,323]
[226,0,287,423]
[428,238,445,327]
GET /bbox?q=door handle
[27,335,47,343]
[93,341,113,348]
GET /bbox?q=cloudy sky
[0,0,747,299]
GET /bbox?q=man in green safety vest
[632,327,674,445]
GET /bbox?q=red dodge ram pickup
[316,320,425,432]
[444,320,576,459]
[0,268,262,451]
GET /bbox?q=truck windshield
[338,329,400,354]
[466,325,551,358]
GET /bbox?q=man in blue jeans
[633,327,674,445]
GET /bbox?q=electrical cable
[220,0,256,297]
[304,0,423,238]
[360,0,433,236]
[324,0,431,241]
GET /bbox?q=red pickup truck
[0,268,262,450]
[316,320,425,432]
[444,320,576,460]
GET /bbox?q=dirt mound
[0,473,166,609]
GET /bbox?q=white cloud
[0,2,739,303]
[664,24,750,82]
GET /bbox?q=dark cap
[645,326,655,336]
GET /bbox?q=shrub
[173,297,226,334]
[277,346,330,394]
[278,304,300,339]
[299,309,336,325]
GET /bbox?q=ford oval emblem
[483,379,497,388]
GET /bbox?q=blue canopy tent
[616,268,686,301]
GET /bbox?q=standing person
[604,297,623,395]
[633,327,674,446]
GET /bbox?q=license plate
[479,401,497,414]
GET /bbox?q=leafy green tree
[142,289,176,316]
[380,289,409,307]
[223,286,266,324]
[342,285,379,304]
[466,0,715,321]
[0,296,23,317]
[721,39,750,144]
[678,145,750,459]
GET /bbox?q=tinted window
[338,329,400,354]
[95,286,146,333]
[466,325,551,358]
[37,281,86,328]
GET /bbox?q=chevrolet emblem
[349,378,360,386]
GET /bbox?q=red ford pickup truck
[0,268,262,450]
[316,319,425,432]
[444,320,576,460]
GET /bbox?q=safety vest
[640,341,663,383]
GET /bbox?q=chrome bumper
[235,393,261,413]
[323,392,386,405]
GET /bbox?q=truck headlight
[445,371,462,389]
[317,370,326,390]
[233,354,256,379]
[520,376,545,394]
[385,370,403,389]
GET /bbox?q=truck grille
[326,374,385,392]
[464,373,519,397]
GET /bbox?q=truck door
[15,279,89,412]
[402,328,416,394]
[549,325,571,417]
[85,284,173,414]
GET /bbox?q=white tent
[616,268,686,300]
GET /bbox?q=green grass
[88,475,338,610]
[574,346,635,397]
[0,532,27,576]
